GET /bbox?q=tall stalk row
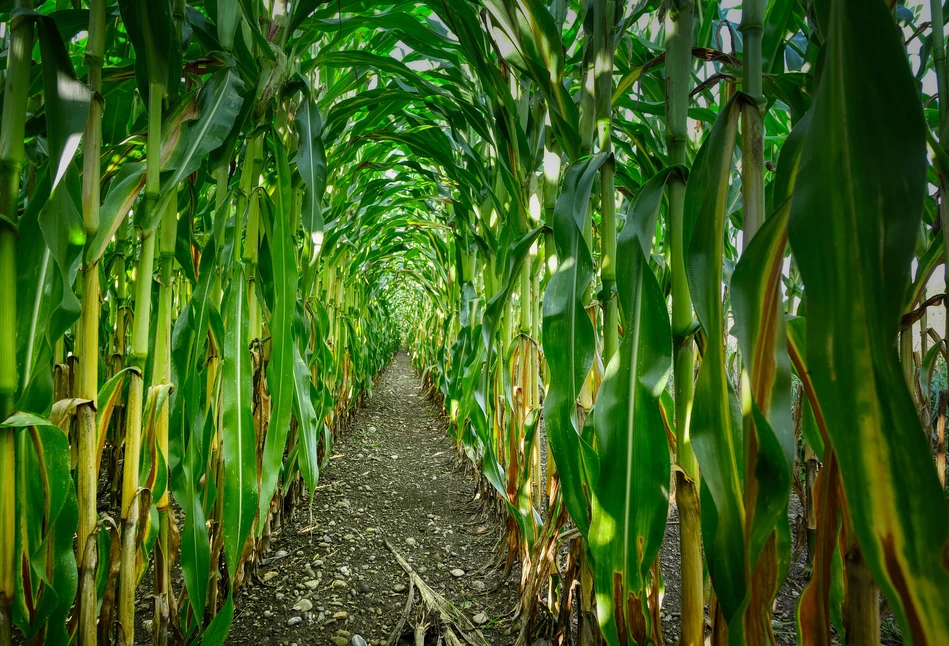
[409,0,949,645]
[0,2,402,643]
[2,1,949,645]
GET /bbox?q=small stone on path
[292,598,313,612]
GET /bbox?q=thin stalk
[153,196,176,645]
[664,2,702,644]
[153,9,184,627]
[118,81,164,646]
[0,4,33,644]
[738,0,775,641]
[594,0,617,362]
[77,2,107,641]
[739,0,765,246]
[110,213,129,510]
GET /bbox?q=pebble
[287,616,303,627]
[292,598,313,612]
[304,580,319,590]
[274,550,289,558]
[331,638,348,646]
[405,537,417,546]
[471,580,485,591]
[264,610,273,618]
[451,569,465,577]
[472,612,488,625]
[333,611,349,619]
[359,582,371,594]
[340,566,351,576]
[393,583,407,592]
[351,636,368,646]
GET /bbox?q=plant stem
[119,81,164,646]
[594,0,617,362]
[739,0,765,246]
[76,2,107,641]
[153,196,176,644]
[664,2,702,644]
[0,4,33,644]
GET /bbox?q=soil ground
[225,351,521,646]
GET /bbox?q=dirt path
[230,351,520,646]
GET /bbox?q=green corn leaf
[480,0,581,158]
[295,97,327,243]
[33,12,91,193]
[590,167,675,646]
[179,412,212,624]
[288,0,325,34]
[94,367,137,475]
[221,267,257,572]
[163,69,245,193]
[683,93,746,624]
[202,590,235,646]
[293,337,322,494]
[13,172,63,415]
[728,108,809,639]
[6,413,77,641]
[731,205,794,640]
[216,0,241,50]
[542,152,610,537]
[761,0,801,74]
[117,0,180,99]
[87,163,146,264]
[786,0,949,641]
[258,135,298,528]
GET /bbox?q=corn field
[0,0,946,644]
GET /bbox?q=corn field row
[0,0,946,645]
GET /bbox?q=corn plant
[1,0,948,645]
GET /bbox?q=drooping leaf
[542,153,611,537]
[295,97,327,243]
[258,135,298,527]
[221,267,257,572]
[786,0,949,641]
[683,94,746,624]
[590,167,675,646]
[163,69,245,193]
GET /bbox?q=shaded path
[230,351,519,645]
